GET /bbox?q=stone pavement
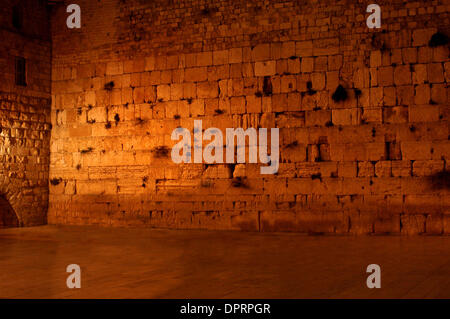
[0,225,449,298]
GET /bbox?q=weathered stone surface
[0,1,51,227]
[2,0,449,234]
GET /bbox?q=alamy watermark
[171,120,279,175]
[366,264,381,288]
[65,4,381,30]
[66,264,81,288]
[66,4,81,29]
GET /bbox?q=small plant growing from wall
[231,176,248,188]
[104,81,115,91]
[105,121,112,129]
[114,113,120,125]
[214,109,224,115]
[80,147,94,154]
[429,170,450,190]
[201,7,210,15]
[135,117,146,125]
[284,140,298,149]
[200,6,217,16]
[371,33,387,51]
[50,178,62,186]
[332,85,348,102]
[151,146,169,158]
[306,81,317,95]
[263,76,272,96]
[428,32,449,47]
[142,176,148,188]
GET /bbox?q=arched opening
[0,195,19,228]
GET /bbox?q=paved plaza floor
[0,225,449,298]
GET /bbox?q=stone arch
[0,180,23,227]
[0,194,19,228]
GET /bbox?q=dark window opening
[15,57,27,86]
[12,5,23,30]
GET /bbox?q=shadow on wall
[0,195,19,228]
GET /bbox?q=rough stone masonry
[0,0,51,227]
[1,0,449,234]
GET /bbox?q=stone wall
[49,0,449,234]
[0,0,52,226]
